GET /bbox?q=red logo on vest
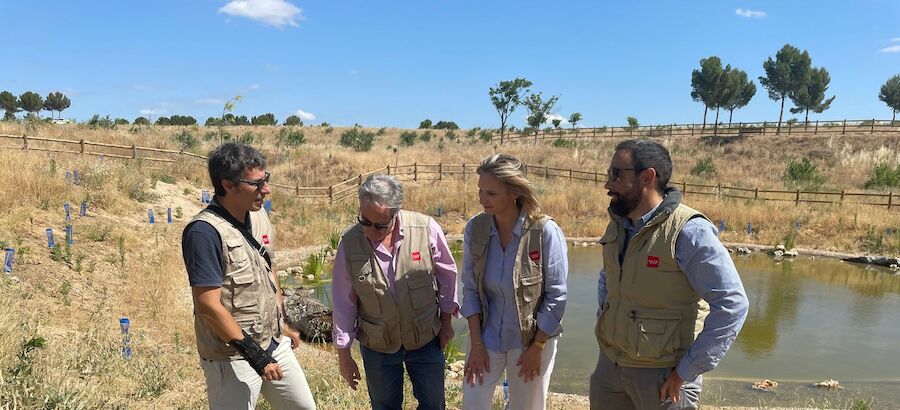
[412,251,421,261]
[647,256,660,268]
[261,234,270,245]
[529,250,540,262]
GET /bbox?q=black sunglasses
[238,171,270,190]
[606,167,643,182]
[357,215,393,231]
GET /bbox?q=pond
[313,248,900,408]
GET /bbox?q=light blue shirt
[462,211,568,352]
[597,204,749,381]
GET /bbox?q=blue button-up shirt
[462,210,569,352]
[598,204,749,381]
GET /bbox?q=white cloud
[735,8,767,18]
[139,108,168,116]
[219,0,302,28]
[879,45,900,53]
[294,109,315,121]
[195,98,225,105]
[546,114,569,125]
[249,84,261,90]
[891,38,900,42]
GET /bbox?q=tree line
[0,91,71,120]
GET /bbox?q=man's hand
[338,350,361,390]
[283,323,301,349]
[262,362,284,382]
[660,368,684,403]
[438,312,454,350]
[515,344,543,383]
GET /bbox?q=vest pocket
[358,316,389,351]
[520,266,543,303]
[413,308,438,345]
[632,309,681,360]
[228,269,259,310]
[408,274,437,309]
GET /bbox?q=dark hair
[614,139,672,191]
[208,142,267,196]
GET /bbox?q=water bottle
[503,377,509,409]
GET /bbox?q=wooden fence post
[295,185,299,196]
[871,118,876,134]
[669,124,673,137]
[358,174,362,185]
[629,127,633,138]
[691,123,694,136]
[795,189,801,206]
[80,139,85,155]
[438,163,443,180]
[22,135,28,150]
[569,169,573,180]
[387,165,391,175]
[814,120,819,135]
[763,121,767,135]
[462,164,467,182]
[840,190,845,203]
[611,127,615,138]
[682,180,687,194]
[842,119,847,135]
[889,192,894,210]
[414,163,418,181]
[545,166,549,179]
[594,170,598,183]
[131,144,137,159]
[788,122,792,135]
[328,186,334,204]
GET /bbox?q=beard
[609,190,641,217]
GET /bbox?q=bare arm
[192,286,243,342]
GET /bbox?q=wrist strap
[230,331,277,376]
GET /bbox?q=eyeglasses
[357,215,394,231]
[606,167,643,182]
[238,171,270,190]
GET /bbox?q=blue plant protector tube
[147,208,155,224]
[167,207,172,224]
[264,199,272,214]
[64,202,71,223]
[119,317,132,359]
[718,219,726,233]
[65,171,71,184]
[80,201,87,217]
[3,248,13,273]
[46,228,55,248]
[65,224,73,245]
[747,223,753,235]
[73,170,79,185]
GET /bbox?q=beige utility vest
[342,210,442,354]
[191,206,281,361]
[596,203,710,368]
[469,213,552,347]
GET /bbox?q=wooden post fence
[889,192,894,210]
[795,189,801,206]
[842,120,847,135]
[414,163,418,181]
[80,139,85,154]
[328,186,334,204]
[131,144,137,159]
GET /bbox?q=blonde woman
[461,154,568,409]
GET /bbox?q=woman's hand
[516,344,543,383]
[464,343,490,387]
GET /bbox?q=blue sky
[2,0,898,128]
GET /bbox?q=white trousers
[461,338,558,410]
[200,336,316,410]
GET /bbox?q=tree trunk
[728,109,734,126]
[805,109,810,124]
[702,106,708,133]
[893,109,896,124]
[777,96,785,135]
[714,108,720,136]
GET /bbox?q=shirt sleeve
[330,241,359,349]
[674,218,750,382]
[536,220,568,336]
[182,221,225,287]
[460,219,483,319]
[597,269,608,317]
[428,218,460,316]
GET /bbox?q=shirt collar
[621,203,661,233]
[489,208,527,238]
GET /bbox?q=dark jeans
[589,351,702,410]
[360,337,445,410]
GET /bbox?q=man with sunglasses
[590,140,748,410]
[182,143,316,409]
[332,174,460,410]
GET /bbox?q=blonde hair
[477,153,543,220]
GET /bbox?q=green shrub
[377,127,387,136]
[478,129,493,143]
[173,130,198,150]
[339,126,376,151]
[552,137,575,148]
[419,119,432,129]
[863,164,900,189]
[433,121,459,130]
[399,131,417,146]
[420,130,433,142]
[690,157,717,178]
[783,157,826,190]
[324,126,334,135]
[444,130,458,142]
[626,116,639,130]
[276,127,306,147]
[236,131,257,145]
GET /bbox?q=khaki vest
[595,203,710,368]
[469,213,552,347]
[342,210,442,354]
[190,206,281,361]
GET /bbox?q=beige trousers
[200,336,316,410]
